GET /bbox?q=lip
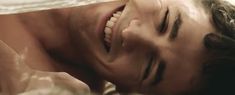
[95,2,126,52]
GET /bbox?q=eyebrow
[169,13,182,40]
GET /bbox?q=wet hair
[185,0,235,95]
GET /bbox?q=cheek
[109,53,146,76]
[111,53,142,69]
[107,55,145,87]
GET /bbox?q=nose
[121,19,156,50]
[121,0,163,50]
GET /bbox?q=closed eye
[142,54,155,80]
[151,60,166,86]
[158,8,170,33]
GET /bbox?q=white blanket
[0,0,113,14]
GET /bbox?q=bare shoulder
[0,11,63,71]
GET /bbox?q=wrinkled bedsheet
[0,0,113,14]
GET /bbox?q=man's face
[69,0,215,94]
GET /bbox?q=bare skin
[65,0,216,94]
[0,40,90,95]
[0,1,130,93]
[0,6,101,94]
[0,0,217,94]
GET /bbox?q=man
[0,0,235,94]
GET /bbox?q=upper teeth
[104,11,122,45]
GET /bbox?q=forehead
[168,0,209,20]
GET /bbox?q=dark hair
[186,0,235,95]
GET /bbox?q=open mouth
[103,6,125,52]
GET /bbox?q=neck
[42,7,84,61]
[18,7,84,65]
[39,8,73,49]
[34,7,106,92]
